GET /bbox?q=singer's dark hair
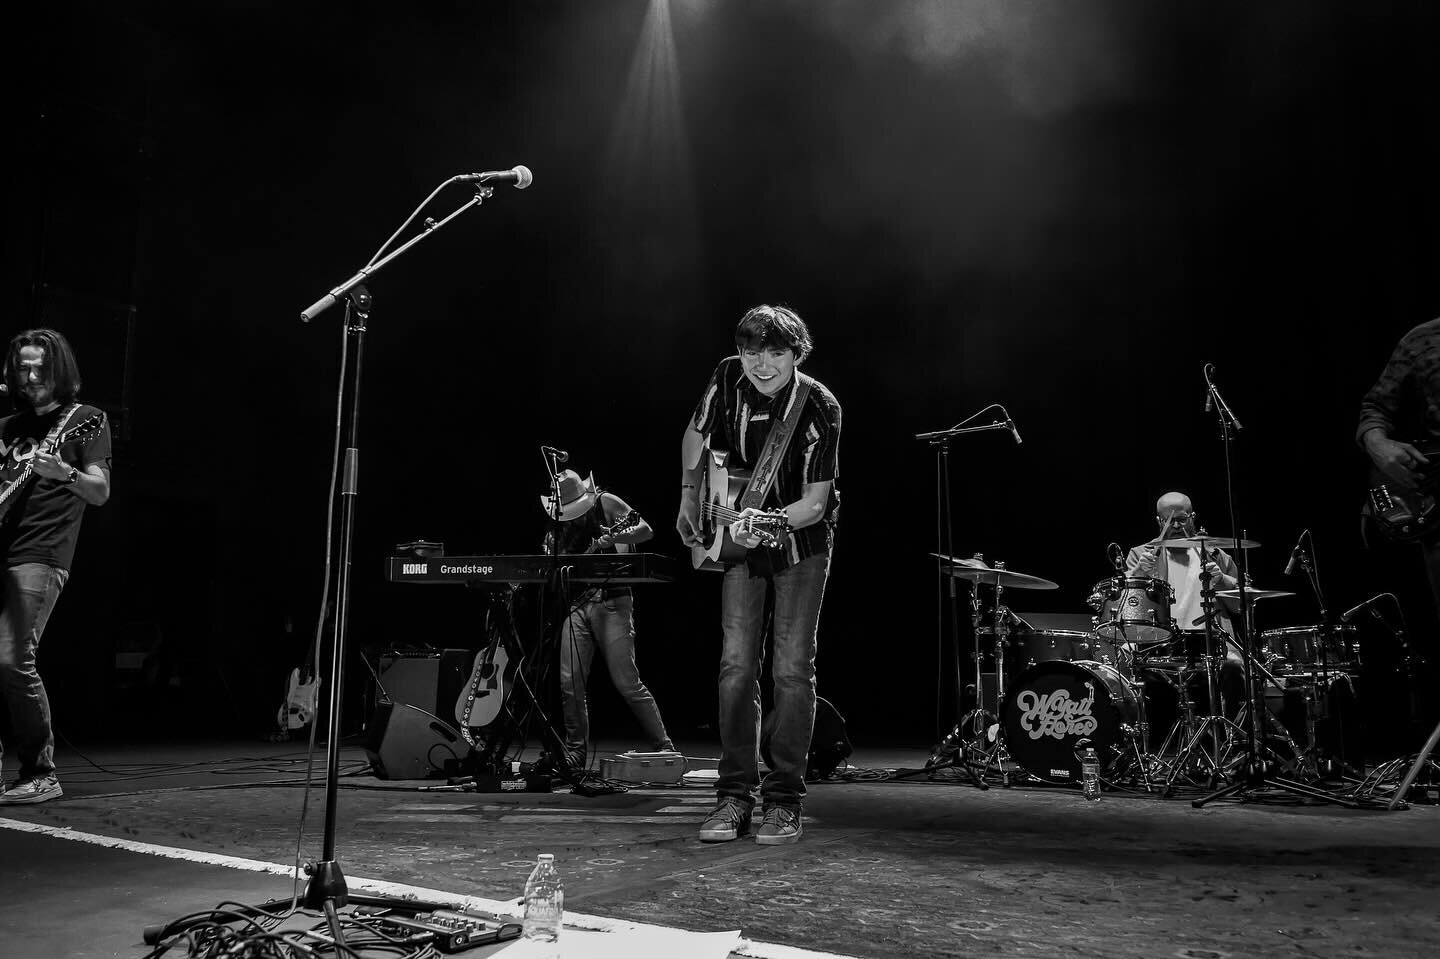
[4,329,84,407]
[735,304,813,362]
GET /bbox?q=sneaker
[0,775,62,805]
[755,805,802,845]
[698,797,752,842]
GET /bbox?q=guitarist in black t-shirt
[0,329,111,806]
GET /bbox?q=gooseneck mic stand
[1192,365,1353,809]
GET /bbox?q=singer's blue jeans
[716,551,830,811]
[0,563,69,781]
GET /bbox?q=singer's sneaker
[698,797,752,842]
[755,805,803,845]
[0,774,63,805]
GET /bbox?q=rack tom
[1091,576,1175,649]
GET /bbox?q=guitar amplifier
[377,649,471,717]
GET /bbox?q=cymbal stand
[1191,364,1353,808]
[916,416,1017,785]
[1161,562,1243,793]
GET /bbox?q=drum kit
[927,537,1364,794]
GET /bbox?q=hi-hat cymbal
[929,553,1059,590]
[1147,535,1262,550]
[1215,587,1295,601]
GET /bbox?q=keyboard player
[540,468,674,768]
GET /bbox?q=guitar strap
[738,372,813,511]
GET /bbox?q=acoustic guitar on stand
[691,447,791,571]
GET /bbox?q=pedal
[378,910,518,953]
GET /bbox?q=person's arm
[677,362,728,547]
[779,481,831,531]
[31,452,109,506]
[1205,549,1239,590]
[599,492,653,547]
[1124,545,1156,577]
[1359,333,1431,486]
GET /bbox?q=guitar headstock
[52,412,107,449]
[738,510,791,548]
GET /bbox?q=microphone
[1283,530,1309,576]
[542,445,570,464]
[1005,416,1023,446]
[1106,542,1124,572]
[1203,363,1215,413]
[456,166,533,189]
[1341,593,1389,624]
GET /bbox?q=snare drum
[1092,576,1175,648]
[1264,625,1359,668]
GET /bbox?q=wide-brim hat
[540,469,599,522]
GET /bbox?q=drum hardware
[1158,554,1249,795]
[1186,364,1354,809]
[925,554,1060,785]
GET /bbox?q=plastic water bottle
[1081,748,1101,801]
[521,853,563,954]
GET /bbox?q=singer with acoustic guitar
[0,329,111,806]
[676,304,841,846]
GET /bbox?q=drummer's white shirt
[1165,546,1207,630]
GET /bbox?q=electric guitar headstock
[588,510,644,553]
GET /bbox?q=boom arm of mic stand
[914,422,1011,442]
[300,186,494,323]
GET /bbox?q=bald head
[1156,491,1195,535]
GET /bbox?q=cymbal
[929,553,1059,590]
[1147,535,1262,550]
[1216,587,1295,601]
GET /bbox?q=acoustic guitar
[690,447,791,571]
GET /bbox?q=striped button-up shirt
[690,356,842,573]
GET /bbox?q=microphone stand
[1193,367,1353,808]
[146,181,509,948]
[911,416,1014,786]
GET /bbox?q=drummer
[1125,491,1240,643]
[1123,492,1255,716]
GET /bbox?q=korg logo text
[402,563,426,575]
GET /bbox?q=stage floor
[1,737,1438,958]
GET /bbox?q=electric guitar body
[1365,441,1440,543]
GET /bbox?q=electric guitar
[275,635,319,735]
[0,410,107,523]
[456,511,645,730]
[1365,441,1440,543]
[691,447,791,571]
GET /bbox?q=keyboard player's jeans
[558,590,672,763]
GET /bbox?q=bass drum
[1002,660,1139,784]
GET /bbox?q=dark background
[8,1,1439,753]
